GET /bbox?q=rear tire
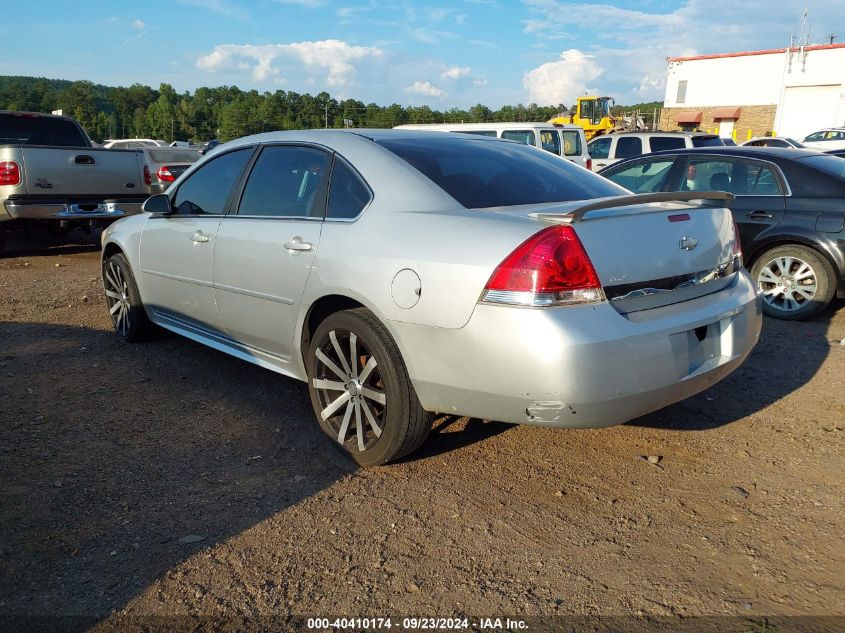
[306,308,431,466]
[103,252,152,342]
[750,245,835,320]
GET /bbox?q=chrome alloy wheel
[104,260,131,336]
[312,330,387,452]
[756,255,818,313]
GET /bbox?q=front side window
[377,136,627,208]
[588,137,612,159]
[539,130,561,155]
[604,159,676,193]
[561,131,581,156]
[501,130,536,146]
[238,145,329,218]
[614,137,643,159]
[172,147,253,215]
[327,157,372,219]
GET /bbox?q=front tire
[306,308,431,466]
[750,245,835,320]
[103,252,151,342]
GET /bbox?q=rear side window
[588,137,612,159]
[561,131,582,156]
[0,114,87,147]
[539,130,561,155]
[604,159,676,193]
[327,157,372,219]
[502,130,536,146]
[680,158,783,195]
[238,145,329,218]
[691,136,724,147]
[172,148,253,215]
[649,137,686,152]
[455,130,497,137]
[614,137,643,159]
[377,136,626,208]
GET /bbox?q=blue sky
[4,0,844,107]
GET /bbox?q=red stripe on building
[668,42,845,63]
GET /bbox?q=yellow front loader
[549,96,634,140]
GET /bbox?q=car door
[139,147,254,331]
[673,156,786,247]
[588,136,613,171]
[212,144,330,360]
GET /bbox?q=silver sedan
[101,130,761,465]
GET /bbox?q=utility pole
[325,104,328,129]
[828,33,838,44]
[171,118,174,142]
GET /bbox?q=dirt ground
[1,230,843,630]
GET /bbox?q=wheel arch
[299,294,367,368]
[745,232,843,280]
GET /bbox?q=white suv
[587,132,725,171]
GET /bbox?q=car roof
[221,128,508,150]
[629,146,823,160]
[602,131,719,137]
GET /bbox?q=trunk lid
[487,193,740,313]
[20,147,143,197]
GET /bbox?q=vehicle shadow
[0,321,354,626]
[630,303,839,430]
[0,225,102,258]
[401,415,513,463]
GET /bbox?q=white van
[395,122,590,169]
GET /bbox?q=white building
[660,43,845,141]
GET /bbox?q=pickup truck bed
[1,111,148,253]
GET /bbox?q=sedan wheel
[751,245,835,320]
[307,309,431,466]
[103,253,151,341]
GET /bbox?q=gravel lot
[1,230,843,629]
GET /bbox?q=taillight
[482,225,605,307]
[0,160,21,186]
[156,166,175,182]
[586,158,592,171]
[143,164,151,186]
[731,215,743,268]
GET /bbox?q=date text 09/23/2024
[306,617,528,630]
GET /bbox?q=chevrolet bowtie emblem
[679,236,698,251]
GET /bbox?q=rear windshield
[0,114,88,147]
[148,149,202,163]
[801,155,845,180]
[691,136,725,148]
[377,136,626,208]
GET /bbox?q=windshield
[0,114,87,147]
[801,155,845,180]
[377,136,626,208]
[148,149,202,163]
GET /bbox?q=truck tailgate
[20,147,142,197]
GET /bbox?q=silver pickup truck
[0,111,148,254]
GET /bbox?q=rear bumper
[389,269,762,428]
[1,200,145,222]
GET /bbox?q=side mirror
[142,194,173,215]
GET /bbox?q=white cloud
[120,31,148,46]
[405,81,446,97]
[523,49,603,105]
[132,19,145,30]
[441,65,470,80]
[472,78,488,87]
[196,39,383,89]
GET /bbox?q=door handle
[74,155,95,165]
[284,237,313,252]
[746,210,774,220]
[191,231,210,243]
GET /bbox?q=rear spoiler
[531,191,734,224]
